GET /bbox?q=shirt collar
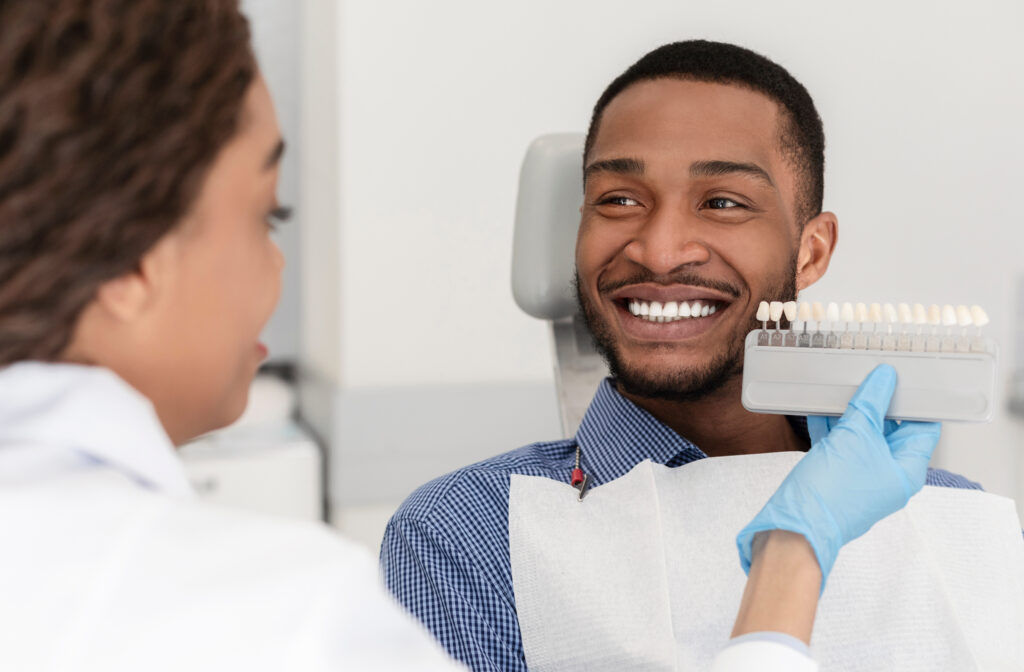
[574,378,707,486]
[0,362,193,497]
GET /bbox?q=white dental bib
[509,452,1024,671]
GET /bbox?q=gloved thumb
[886,420,941,493]
[842,364,897,433]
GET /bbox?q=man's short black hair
[584,40,825,226]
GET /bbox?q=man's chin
[610,353,740,403]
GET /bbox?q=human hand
[735,364,941,590]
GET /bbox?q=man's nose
[622,202,711,275]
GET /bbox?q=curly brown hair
[0,0,256,365]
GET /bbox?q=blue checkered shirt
[380,378,982,671]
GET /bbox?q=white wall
[301,0,1024,541]
[242,0,302,362]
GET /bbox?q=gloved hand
[736,364,941,591]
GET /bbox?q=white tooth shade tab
[884,303,898,323]
[855,302,869,322]
[812,302,825,321]
[942,304,957,327]
[663,301,678,318]
[898,303,913,324]
[956,305,972,327]
[928,304,942,326]
[913,304,928,325]
[826,302,840,322]
[783,301,797,322]
[769,301,784,322]
[840,302,855,322]
[971,305,989,327]
[756,301,770,322]
[869,303,883,323]
[798,301,813,321]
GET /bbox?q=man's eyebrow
[689,160,775,188]
[583,157,645,182]
[263,139,286,171]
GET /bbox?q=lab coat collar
[0,361,194,497]
[574,378,708,486]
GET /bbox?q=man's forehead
[589,79,786,165]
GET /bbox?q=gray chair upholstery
[511,134,608,436]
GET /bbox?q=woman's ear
[93,233,179,322]
[795,211,838,291]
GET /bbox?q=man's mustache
[597,271,742,299]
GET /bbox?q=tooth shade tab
[869,303,883,323]
[768,301,784,322]
[942,304,957,327]
[971,305,989,327]
[913,304,928,325]
[798,301,813,321]
[826,302,840,322]
[840,302,855,322]
[956,305,972,327]
[855,302,869,322]
[812,302,825,321]
[898,303,913,324]
[883,303,898,323]
[757,301,771,322]
[783,301,797,322]
[928,304,942,326]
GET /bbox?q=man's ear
[93,235,177,322]
[795,211,838,291]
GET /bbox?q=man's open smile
[607,283,735,341]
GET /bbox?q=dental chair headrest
[511,133,585,321]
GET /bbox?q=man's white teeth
[627,300,719,322]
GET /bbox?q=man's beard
[575,258,798,403]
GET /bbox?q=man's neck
[617,376,808,458]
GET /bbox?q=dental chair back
[512,133,607,437]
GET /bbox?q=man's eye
[599,196,640,207]
[706,197,740,209]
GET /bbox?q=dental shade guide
[742,301,998,422]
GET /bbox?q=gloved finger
[883,419,899,436]
[887,421,941,490]
[807,414,838,443]
[842,364,897,433]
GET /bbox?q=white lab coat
[0,362,463,671]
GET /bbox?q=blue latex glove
[736,364,941,591]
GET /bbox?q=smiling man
[381,40,981,671]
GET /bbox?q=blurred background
[185,0,1024,551]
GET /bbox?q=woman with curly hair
[0,1,459,669]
